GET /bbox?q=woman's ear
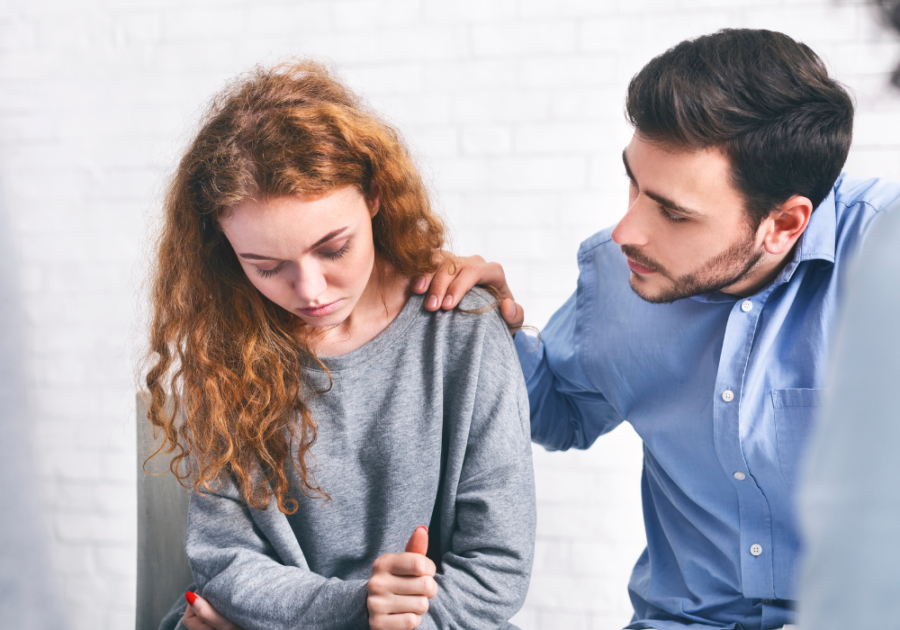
[368,185,381,218]
[762,194,813,256]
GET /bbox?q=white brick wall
[1,1,897,629]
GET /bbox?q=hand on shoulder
[412,252,525,330]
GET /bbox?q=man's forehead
[623,137,744,218]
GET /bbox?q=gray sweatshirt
[176,289,535,630]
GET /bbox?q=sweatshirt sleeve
[517,290,624,451]
[185,479,369,630]
[420,302,537,630]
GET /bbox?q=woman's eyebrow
[311,227,349,249]
[238,227,350,261]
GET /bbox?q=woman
[146,60,535,630]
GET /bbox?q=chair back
[136,394,193,630]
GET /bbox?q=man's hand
[182,591,245,630]
[367,526,438,630]
[412,254,524,329]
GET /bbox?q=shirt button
[734,472,746,480]
[741,300,753,312]
[750,544,763,557]
[722,390,734,402]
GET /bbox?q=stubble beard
[622,232,765,304]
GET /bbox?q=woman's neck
[312,262,410,357]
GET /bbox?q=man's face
[611,134,766,303]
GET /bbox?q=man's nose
[611,195,651,247]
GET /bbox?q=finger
[389,552,436,577]
[501,298,525,329]
[411,272,434,295]
[188,593,245,630]
[368,592,431,615]
[183,599,216,630]
[373,573,438,598]
[405,525,428,555]
[424,257,460,311]
[369,612,423,630]
[441,265,487,310]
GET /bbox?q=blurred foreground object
[0,197,69,628]
[797,201,900,627]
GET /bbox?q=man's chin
[628,274,691,304]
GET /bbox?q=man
[416,29,900,629]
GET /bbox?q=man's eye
[660,207,687,223]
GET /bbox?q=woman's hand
[412,253,524,329]
[182,591,246,630]
[367,526,438,630]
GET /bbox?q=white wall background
[1,1,898,629]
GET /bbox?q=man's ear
[762,195,814,256]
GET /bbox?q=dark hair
[626,29,854,229]
[875,1,900,86]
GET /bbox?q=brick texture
[1,1,897,629]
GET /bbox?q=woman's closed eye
[321,240,350,261]
[256,263,285,278]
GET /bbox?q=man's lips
[297,300,341,317]
[626,258,658,275]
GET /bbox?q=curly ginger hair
[144,60,445,513]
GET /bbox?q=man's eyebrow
[238,227,350,261]
[622,148,704,218]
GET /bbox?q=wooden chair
[136,394,193,630]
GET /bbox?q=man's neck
[721,244,797,298]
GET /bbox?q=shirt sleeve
[419,307,536,630]
[185,480,369,630]
[517,290,623,451]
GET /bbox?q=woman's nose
[292,262,327,303]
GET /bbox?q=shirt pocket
[771,388,825,491]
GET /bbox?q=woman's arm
[185,481,372,630]
[421,299,538,630]
[180,527,437,630]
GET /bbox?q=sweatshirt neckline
[304,291,424,372]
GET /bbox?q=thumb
[405,525,428,555]
[501,298,524,329]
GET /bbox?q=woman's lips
[297,300,341,318]
[626,258,658,275]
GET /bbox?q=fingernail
[414,277,427,292]
[185,591,197,606]
[427,295,438,310]
[417,525,428,533]
[442,295,453,308]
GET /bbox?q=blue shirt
[515,175,900,630]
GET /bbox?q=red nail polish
[185,591,197,605]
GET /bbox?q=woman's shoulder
[431,287,510,341]
[413,287,519,370]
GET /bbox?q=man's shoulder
[833,173,900,215]
[576,226,618,264]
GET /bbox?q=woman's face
[220,186,379,328]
